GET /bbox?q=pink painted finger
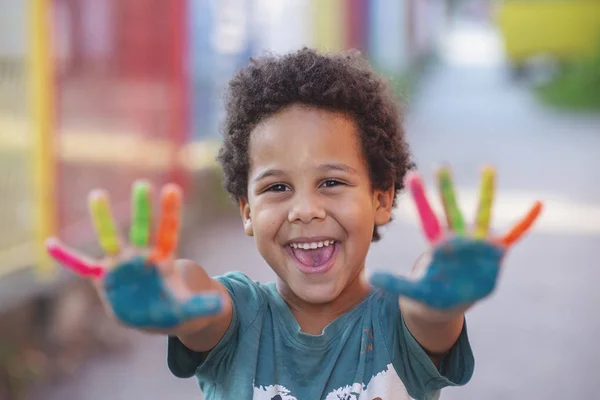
[45,238,105,278]
[406,171,442,243]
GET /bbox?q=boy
[46,48,542,399]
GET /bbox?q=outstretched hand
[370,166,543,310]
[46,181,223,329]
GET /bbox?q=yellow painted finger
[436,166,466,234]
[474,166,495,239]
[88,190,121,256]
[150,184,182,263]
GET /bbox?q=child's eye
[320,179,344,188]
[266,184,289,193]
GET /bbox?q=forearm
[400,298,465,360]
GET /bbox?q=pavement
[28,21,600,400]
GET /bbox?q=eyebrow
[252,163,357,183]
[253,169,285,183]
[317,163,357,174]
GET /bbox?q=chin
[290,280,344,304]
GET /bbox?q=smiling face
[240,105,394,305]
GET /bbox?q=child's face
[240,105,394,304]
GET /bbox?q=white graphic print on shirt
[252,363,412,400]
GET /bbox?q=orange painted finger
[500,201,543,247]
[150,184,182,263]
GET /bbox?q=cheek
[252,203,287,238]
[328,194,375,235]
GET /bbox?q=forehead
[248,105,365,172]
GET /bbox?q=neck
[277,269,371,335]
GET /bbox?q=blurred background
[0,0,599,399]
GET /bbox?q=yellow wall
[497,0,600,62]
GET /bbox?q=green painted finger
[436,167,466,234]
[474,166,495,239]
[129,180,152,247]
[88,190,120,255]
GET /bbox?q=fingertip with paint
[45,237,58,249]
[436,164,451,178]
[405,170,422,187]
[88,188,109,203]
[45,238,63,260]
[133,179,151,191]
[481,163,495,172]
[162,183,183,200]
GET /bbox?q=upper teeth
[290,240,335,250]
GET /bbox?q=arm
[373,167,541,367]
[400,298,465,367]
[46,183,237,357]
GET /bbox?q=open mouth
[286,240,339,274]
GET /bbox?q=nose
[288,191,326,224]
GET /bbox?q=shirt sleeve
[377,291,475,400]
[167,271,266,380]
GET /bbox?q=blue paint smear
[103,257,222,328]
[370,237,504,310]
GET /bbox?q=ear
[374,186,395,226]
[239,197,254,236]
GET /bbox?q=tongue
[292,245,335,267]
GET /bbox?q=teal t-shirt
[168,272,474,400]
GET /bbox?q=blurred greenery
[535,43,600,111]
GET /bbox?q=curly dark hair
[217,48,414,241]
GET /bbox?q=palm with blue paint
[370,166,543,310]
[45,181,223,329]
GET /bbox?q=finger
[129,180,152,248]
[88,190,121,256]
[474,166,495,239]
[406,171,442,243]
[150,184,183,263]
[500,201,543,247]
[45,238,104,278]
[436,166,466,234]
[180,293,224,319]
[369,272,429,303]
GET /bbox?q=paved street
[30,22,600,400]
